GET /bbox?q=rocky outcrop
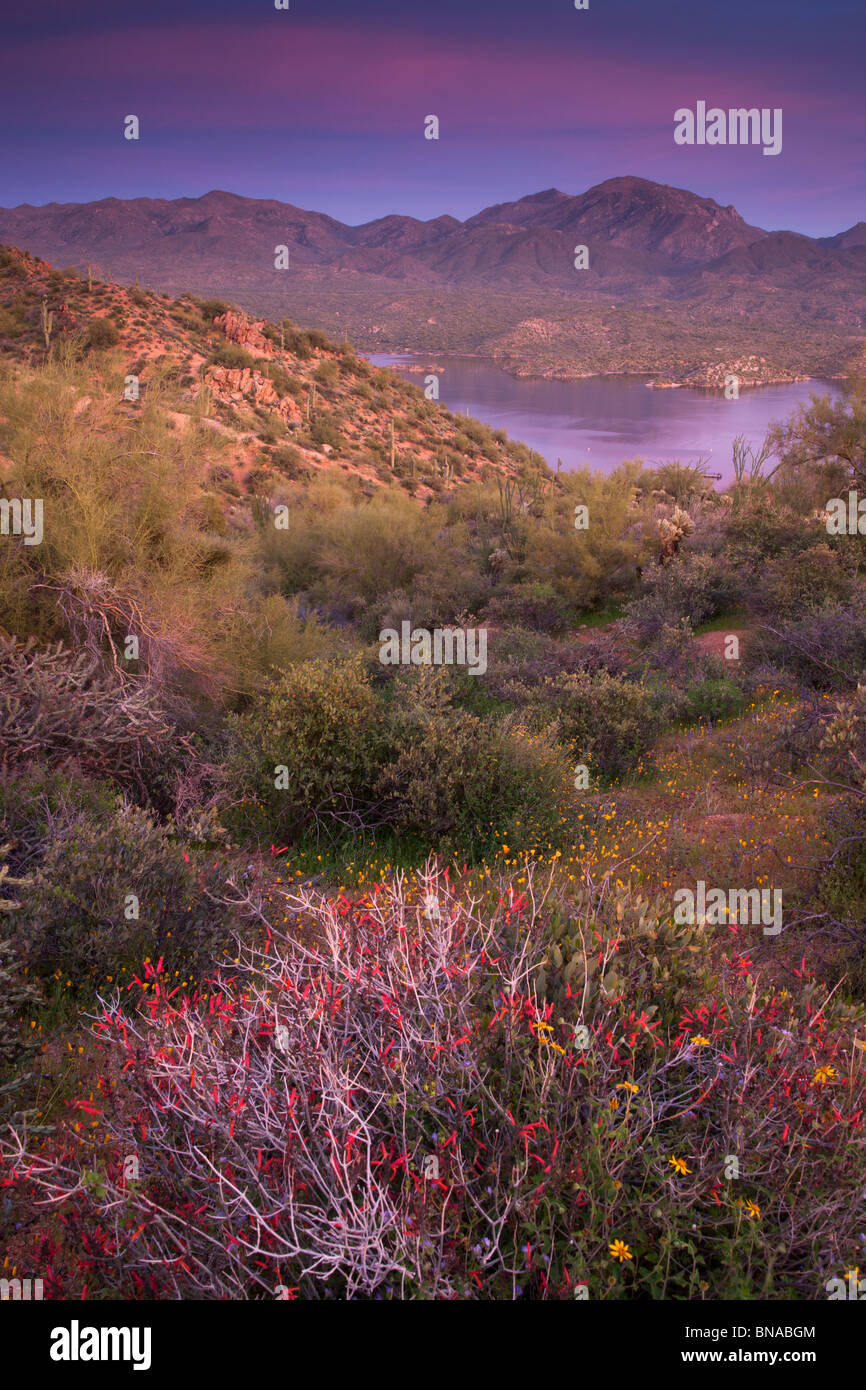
[206,365,302,425]
[213,310,273,356]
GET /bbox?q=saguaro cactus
[40,297,54,349]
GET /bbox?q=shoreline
[367,351,834,393]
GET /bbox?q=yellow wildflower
[609,1240,633,1263]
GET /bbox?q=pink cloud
[2,18,852,136]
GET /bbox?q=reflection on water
[368,354,840,484]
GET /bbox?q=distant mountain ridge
[0,176,783,283]
[1,176,863,379]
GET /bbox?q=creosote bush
[624,551,743,640]
[756,604,866,692]
[378,668,573,851]
[86,317,120,350]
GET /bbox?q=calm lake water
[368,354,840,485]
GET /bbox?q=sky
[0,0,863,235]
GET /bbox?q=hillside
[0,245,531,501]
[1,177,863,383]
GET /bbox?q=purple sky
[0,0,863,234]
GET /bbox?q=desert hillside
[0,244,529,502]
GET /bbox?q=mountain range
[1,176,864,381]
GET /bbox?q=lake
[367,354,841,485]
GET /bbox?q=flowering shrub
[3,866,863,1300]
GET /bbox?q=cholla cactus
[819,685,866,795]
[0,634,173,789]
[656,505,694,563]
[0,842,30,914]
[0,844,39,1064]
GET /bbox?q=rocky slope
[0,246,531,504]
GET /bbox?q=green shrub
[538,670,669,780]
[313,361,339,389]
[756,544,856,619]
[208,344,255,370]
[87,317,120,350]
[482,626,608,703]
[755,603,866,692]
[680,677,745,724]
[310,418,343,452]
[263,364,299,397]
[624,552,743,639]
[312,489,437,612]
[228,656,390,840]
[378,669,572,852]
[200,299,232,321]
[271,444,308,478]
[306,329,331,351]
[0,248,27,276]
[483,583,572,634]
[12,798,228,989]
[651,462,706,504]
[0,304,28,338]
[814,799,866,998]
[0,842,41,1063]
[639,619,697,678]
